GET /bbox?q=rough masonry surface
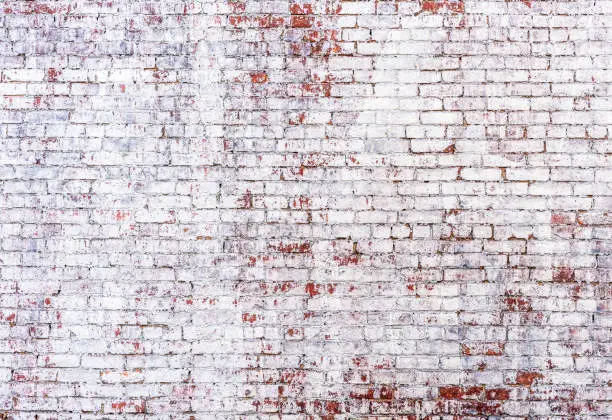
[0,0,610,418]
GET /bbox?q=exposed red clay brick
[242,313,260,323]
[47,68,61,82]
[349,385,395,400]
[516,371,544,386]
[333,254,361,266]
[505,296,533,311]
[238,189,253,209]
[268,241,312,253]
[291,15,314,28]
[439,386,463,399]
[553,267,575,283]
[420,0,465,14]
[486,388,511,400]
[290,3,314,15]
[250,71,268,84]
[305,282,320,297]
[227,0,246,13]
[551,213,573,224]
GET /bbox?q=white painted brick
[0,0,608,417]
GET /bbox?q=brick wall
[1,0,610,417]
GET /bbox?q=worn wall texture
[0,0,611,418]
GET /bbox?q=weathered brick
[0,0,609,417]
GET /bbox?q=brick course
[0,0,611,418]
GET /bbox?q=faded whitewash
[0,0,610,418]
